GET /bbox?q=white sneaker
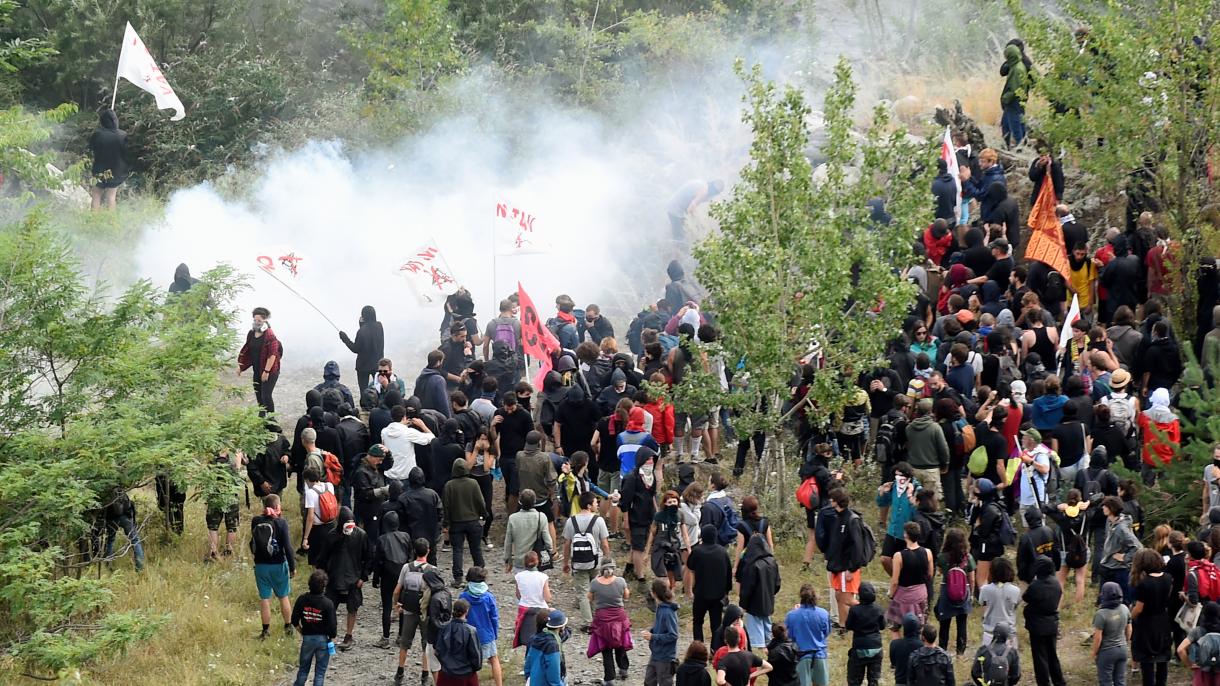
[485,541,494,550]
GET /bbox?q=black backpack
[1080,468,1110,527]
[1044,270,1067,303]
[974,644,1011,686]
[569,515,600,572]
[398,561,431,613]
[250,517,280,562]
[874,416,898,466]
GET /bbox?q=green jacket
[1001,44,1029,107]
[442,459,487,526]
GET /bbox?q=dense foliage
[0,214,266,674]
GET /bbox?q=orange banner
[1024,175,1069,278]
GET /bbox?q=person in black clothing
[168,263,199,294]
[845,582,886,686]
[1100,235,1141,323]
[1028,146,1065,206]
[1139,320,1184,394]
[932,159,958,222]
[251,494,297,639]
[554,385,600,458]
[398,466,442,565]
[676,640,713,686]
[339,305,385,391]
[88,109,129,210]
[318,507,372,651]
[372,510,412,649]
[494,392,534,515]
[684,524,732,645]
[1016,507,1060,584]
[336,403,370,483]
[970,478,1006,591]
[960,227,995,278]
[889,612,923,686]
[983,183,1021,252]
[369,388,401,446]
[1023,555,1066,686]
[291,570,338,686]
[352,445,390,541]
[248,421,291,498]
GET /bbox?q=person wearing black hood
[597,368,637,418]
[889,612,923,686]
[443,455,488,588]
[664,259,704,315]
[736,532,781,651]
[336,404,370,482]
[555,385,600,458]
[416,350,453,419]
[931,159,958,223]
[352,445,390,541]
[339,305,385,391]
[960,227,996,278]
[1017,506,1060,584]
[1023,555,1066,686]
[88,109,129,210]
[318,506,372,651]
[371,510,412,649]
[1028,142,1065,206]
[685,523,732,645]
[907,623,956,686]
[620,447,659,582]
[169,263,199,294]
[315,360,356,410]
[399,466,443,565]
[845,581,886,686]
[983,182,1021,252]
[1100,235,1143,321]
[248,421,291,498]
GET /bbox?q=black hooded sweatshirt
[686,524,733,601]
[1016,508,1061,582]
[736,534,781,618]
[675,658,713,686]
[320,507,372,592]
[89,109,129,180]
[1022,555,1062,636]
[619,449,658,527]
[248,425,291,496]
[341,305,385,374]
[845,582,886,652]
[398,467,442,544]
[372,510,412,587]
[169,263,198,294]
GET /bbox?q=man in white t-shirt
[301,465,335,566]
[563,491,611,629]
[382,405,435,485]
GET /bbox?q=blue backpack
[711,497,741,546]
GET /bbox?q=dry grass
[896,74,1004,131]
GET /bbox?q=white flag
[116,22,185,120]
[395,240,461,305]
[940,126,961,223]
[1058,293,1080,351]
[494,200,550,255]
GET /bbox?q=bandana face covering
[342,521,356,536]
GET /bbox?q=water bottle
[327,641,336,655]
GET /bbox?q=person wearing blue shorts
[251,494,297,639]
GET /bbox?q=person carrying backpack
[969,622,1020,686]
[1187,540,1220,606]
[1016,507,1060,585]
[934,528,975,656]
[251,494,296,640]
[301,465,338,567]
[1177,601,1220,686]
[421,568,455,685]
[699,472,740,551]
[564,491,611,629]
[969,479,1010,592]
[393,539,436,686]
[906,623,955,686]
[827,489,876,641]
[373,511,412,649]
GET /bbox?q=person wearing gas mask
[238,306,282,415]
[318,506,372,652]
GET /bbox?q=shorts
[205,503,239,532]
[971,543,1004,562]
[707,407,722,429]
[534,500,555,523]
[675,413,709,432]
[799,656,831,686]
[502,458,519,496]
[480,640,498,661]
[94,174,126,189]
[629,524,650,552]
[881,534,906,559]
[744,613,771,647]
[805,507,818,530]
[398,611,421,649]
[830,570,861,594]
[425,643,438,669]
[326,585,363,612]
[597,470,621,494]
[254,562,291,599]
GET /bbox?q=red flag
[1024,175,1070,279]
[517,282,560,388]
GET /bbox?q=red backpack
[322,451,343,486]
[1190,559,1220,601]
[946,559,970,604]
[313,484,340,524]
[796,476,820,510]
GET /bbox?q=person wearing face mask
[969,479,1007,592]
[646,490,691,593]
[238,306,282,415]
[458,567,504,686]
[876,463,922,577]
[318,506,372,652]
[620,448,660,583]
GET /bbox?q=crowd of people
[92,36,1220,686]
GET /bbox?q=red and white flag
[116,22,185,120]
[494,200,550,255]
[1058,293,1081,351]
[940,126,961,223]
[396,240,460,304]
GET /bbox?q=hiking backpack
[1063,514,1089,569]
[946,559,970,604]
[796,476,821,510]
[546,317,579,350]
[975,644,1012,686]
[1192,560,1220,602]
[569,515,600,572]
[322,451,343,486]
[493,321,517,353]
[251,519,280,561]
[712,497,741,547]
[995,504,1017,546]
[398,562,431,613]
[313,484,340,524]
[1193,632,1220,673]
[874,416,898,466]
[848,510,878,570]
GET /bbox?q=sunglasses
[915,330,927,336]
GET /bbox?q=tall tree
[692,59,928,500]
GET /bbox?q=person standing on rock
[339,305,384,392]
[88,109,129,210]
[238,306,281,416]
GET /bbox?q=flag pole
[492,206,499,315]
[111,71,120,110]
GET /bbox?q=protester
[392,538,436,686]
[644,579,680,686]
[969,622,1020,686]
[101,486,146,573]
[1024,555,1066,686]
[458,567,503,686]
[736,531,781,651]
[716,625,772,686]
[238,306,282,414]
[934,527,974,655]
[504,490,553,572]
[443,455,488,587]
[435,598,482,686]
[524,609,569,686]
[845,581,885,686]
[88,109,129,209]
[648,489,690,590]
[319,506,371,651]
[563,491,611,630]
[291,570,337,686]
[886,521,932,627]
[588,561,633,686]
[979,557,1021,649]
[251,494,296,639]
[888,613,922,686]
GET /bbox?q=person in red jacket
[1138,387,1180,485]
[641,373,676,456]
[238,306,283,415]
